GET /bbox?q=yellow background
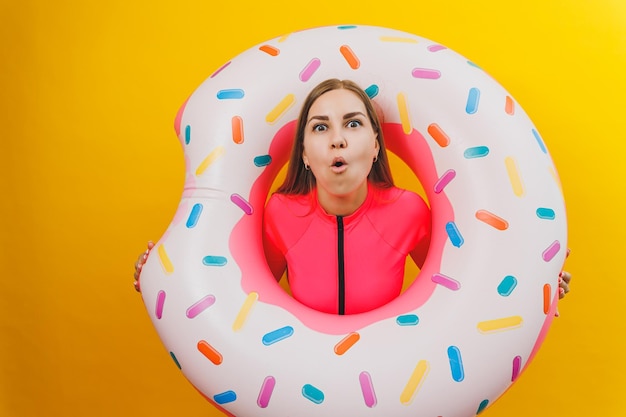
[1,0,624,416]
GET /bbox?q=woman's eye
[347,120,362,128]
[313,124,327,132]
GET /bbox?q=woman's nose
[330,130,347,148]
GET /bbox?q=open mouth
[332,157,346,168]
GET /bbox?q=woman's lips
[331,157,347,173]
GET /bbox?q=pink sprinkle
[300,58,321,82]
[434,169,456,193]
[257,376,276,408]
[428,45,447,52]
[412,68,441,79]
[359,372,377,408]
[431,273,461,291]
[512,356,522,381]
[186,295,216,318]
[155,290,166,319]
[542,240,561,262]
[230,194,253,215]
[210,61,231,78]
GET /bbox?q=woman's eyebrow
[343,111,366,120]
[307,115,329,124]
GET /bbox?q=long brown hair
[276,79,394,195]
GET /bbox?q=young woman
[134,79,572,313]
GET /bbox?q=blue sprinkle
[396,314,419,326]
[477,399,489,414]
[185,125,191,145]
[445,222,464,247]
[337,25,357,30]
[536,207,556,220]
[186,203,203,228]
[214,390,237,404]
[217,89,245,100]
[302,384,325,404]
[364,84,379,99]
[254,155,272,167]
[464,146,490,159]
[532,129,547,154]
[202,256,227,267]
[447,346,465,382]
[262,326,294,346]
[170,352,181,369]
[466,87,480,114]
[467,61,482,70]
[497,275,518,296]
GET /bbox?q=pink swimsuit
[263,182,431,315]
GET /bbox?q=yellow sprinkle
[380,36,418,43]
[400,360,429,405]
[397,92,412,134]
[232,292,259,331]
[195,146,225,176]
[477,316,523,333]
[266,94,295,124]
[157,244,174,275]
[277,34,290,42]
[504,156,525,197]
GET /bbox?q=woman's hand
[133,241,154,292]
[558,270,572,299]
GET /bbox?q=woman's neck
[316,182,369,216]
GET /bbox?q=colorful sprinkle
[232,116,244,144]
[231,193,253,215]
[232,292,258,331]
[214,390,237,404]
[185,125,191,145]
[210,61,231,78]
[257,376,276,408]
[427,123,451,147]
[431,273,461,290]
[198,340,223,365]
[262,326,294,346]
[512,356,522,381]
[216,89,245,100]
[445,221,464,247]
[543,284,551,314]
[334,332,360,355]
[359,371,377,407]
[467,61,482,70]
[338,25,357,30]
[170,351,181,369]
[380,36,417,43]
[466,87,480,114]
[186,295,216,318]
[400,360,429,405]
[475,209,509,230]
[464,146,489,158]
[196,146,225,176]
[428,44,447,52]
[202,256,227,267]
[254,155,272,167]
[497,275,517,296]
[477,399,489,414]
[412,68,441,79]
[536,208,556,220]
[477,316,523,333]
[157,244,174,274]
[397,92,412,134]
[504,156,525,197]
[266,94,295,124]
[505,96,515,115]
[396,314,419,326]
[364,84,379,99]
[302,384,324,404]
[447,346,465,382]
[259,45,279,56]
[532,129,547,153]
[434,169,456,193]
[542,240,561,262]
[340,45,360,69]
[300,58,321,82]
[155,290,166,319]
[186,203,203,228]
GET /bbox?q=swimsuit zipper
[337,216,345,315]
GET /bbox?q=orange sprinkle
[427,123,450,147]
[197,340,223,365]
[232,116,244,144]
[505,96,515,115]
[475,209,509,230]
[543,284,551,314]
[259,45,279,56]
[339,45,360,69]
[334,332,360,355]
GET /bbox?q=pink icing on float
[139,25,567,417]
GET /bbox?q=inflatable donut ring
[140,25,567,417]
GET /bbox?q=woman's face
[302,88,379,204]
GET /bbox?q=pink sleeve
[263,195,287,281]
